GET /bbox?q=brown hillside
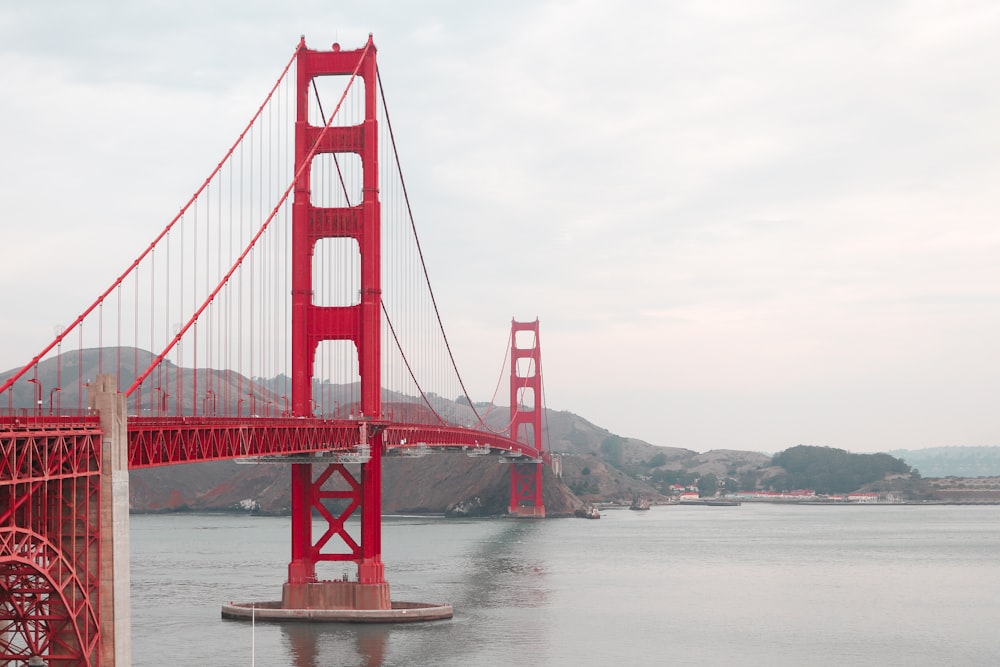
[130,453,584,516]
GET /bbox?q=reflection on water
[276,518,550,667]
[282,623,387,667]
[355,626,389,667]
[282,623,321,667]
[132,507,1000,666]
[459,519,549,609]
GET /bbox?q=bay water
[130,504,1000,666]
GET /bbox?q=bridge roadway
[1,413,547,471]
[127,416,546,467]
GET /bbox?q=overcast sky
[1,1,998,454]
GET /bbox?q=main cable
[376,67,486,427]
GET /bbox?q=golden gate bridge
[0,36,549,666]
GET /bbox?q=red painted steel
[126,417,381,468]
[508,320,546,516]
[0,420,102,666]
[1,36,555,659]
[290,37,384,589]
[126,418,540,468]
[383,424,545,459]
[510,461,544,515]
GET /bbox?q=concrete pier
[90,375,132,667]
[224,577,452,623]
[221,599,453,623]
[281,580,391,611]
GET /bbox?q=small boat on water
[629,496,651,510]
[574,505,601,519]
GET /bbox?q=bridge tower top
[510,318,543,452]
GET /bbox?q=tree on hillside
[770,445,912,494]
[600,435,625,469]
[697,473,719,498]
[651,468,697,488]
[647,452,668,468]
[738,470,762,491]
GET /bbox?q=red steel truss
[382,424,548,459]
[126,417,383,467]
[127,418,538,469]
[0,419,102,666]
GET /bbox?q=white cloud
[1,1,999,452]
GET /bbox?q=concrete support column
[90,375,132,667]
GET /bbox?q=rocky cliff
[130,454,585,517]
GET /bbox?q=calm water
[130,504,1000,666]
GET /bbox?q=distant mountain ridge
[5,348,997,509]
[890,447,1000,478]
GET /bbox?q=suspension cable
[376,67,487,426]
[381,302,447,424]
[126,42,373,396]
[0,43,304,398]
[480,327,513,419]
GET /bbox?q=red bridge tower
[286,36,388,610]
[509,319,545,517]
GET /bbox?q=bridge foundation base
[281,580,391,611]
[509,505,546,518]
[221,600,453,623]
